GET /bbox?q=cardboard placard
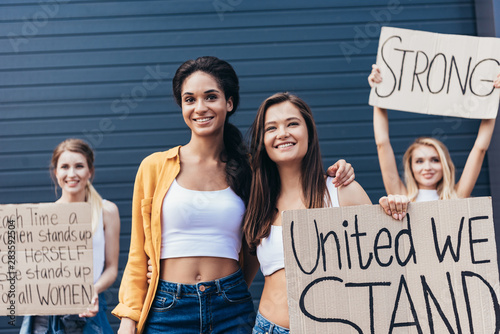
[0,203,93,316]
[283,197,500,333]
[369,27,500,119]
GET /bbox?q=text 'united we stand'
[283,198,500,334]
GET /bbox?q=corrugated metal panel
[0,0,483,332]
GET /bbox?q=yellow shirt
[112,146,181,333]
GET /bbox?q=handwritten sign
[283,197,500,333]
[0,203,93,315]
[369,27,500,119]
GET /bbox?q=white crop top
[257,177,340,276]
[415,189,439,202]
[160,179,245,260]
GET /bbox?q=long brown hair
[243,92,329,252]
[51,138,103,233]
[403,137,457,201]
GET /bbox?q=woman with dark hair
[113,56,254,334]
[113,56,354,334]
[21,138,120,334]
[243,92,407,334]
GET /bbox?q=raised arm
[456,118,496,198]
[455,73,500,198]
[370,65,407,195]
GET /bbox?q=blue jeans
[83,293,113,334]
[252,311,290,334]
[144,268,256,334]
[19,293,112,334]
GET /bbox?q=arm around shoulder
[338,181,372,206]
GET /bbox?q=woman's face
[263,101,308,167]
[411,145,443,190]
[180,71,233,138]
[55,151,92,197]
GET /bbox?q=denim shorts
[252,311,290,334]
[144,268,256,334]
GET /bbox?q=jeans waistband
[157,268,245,296]
[255,311,290,333]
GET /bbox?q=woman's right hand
[368,64,382,88]
[117,317,137,334]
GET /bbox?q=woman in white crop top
[21,139,120,334]
[370,66,500,202]
[242,93,408,333]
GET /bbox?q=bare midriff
[160,257,240,284]
[259,269,290,329]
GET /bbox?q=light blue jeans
[144,268,256,334]
[252,311,290,334]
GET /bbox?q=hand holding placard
[369,27,500,119]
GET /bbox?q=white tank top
[415,189,439,202]
[92,201,106,284]
[160,179,245,260]
[257,177,340,276]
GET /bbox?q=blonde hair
[403,137,458,202]
[51,138,102,233]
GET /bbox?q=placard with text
[369,27,500,119]
[283,197,499,333]
[0,203,93,315]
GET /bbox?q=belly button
[195,274,202,281]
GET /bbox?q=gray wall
[475,0,500,272]
[0,0,487,332]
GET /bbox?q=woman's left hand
[379,194,409,221]
[79,293,99,318]
[327,159,354,187]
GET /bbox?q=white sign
[369,27,500,119]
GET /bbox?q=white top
[93,201,106,284]
[415,189,439,202]
[160,179,245,260]
[257,177,340,276]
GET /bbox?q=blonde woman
[370,65,500,201]
[20,139,120,334]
